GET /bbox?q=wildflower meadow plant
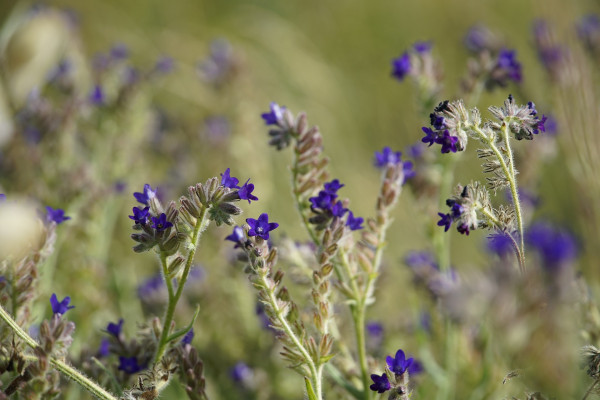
[1,3,600,400]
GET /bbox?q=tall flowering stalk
[261,103,409,400]
[422,96,546,270]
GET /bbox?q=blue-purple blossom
[220,168,240,189]
[110,43,129,60]
[430,114,446,130]
[526,221,577,269]
[437,213,453,232]
[496,49,522,83]
[386,349,414,375]
[118,356,145,374]
[413,41,431,53]
[408,359,424,375]
[133,184,156,205]
[346,211,364,231]
[246,213,279,240]
[231,362,253,383]
[238,179,258,203]
[391,52,411,81]
[50,294,75,315]
[137,274,164,300]
[181,329,194,345]
[129,206,150,225]
[225,226,246,247]
[107,319,124,337]
[369,373,390,393]
[464,25,494,53]
[449,203,463,219]
[46,206,71,224]
[487,232,515,257]
[261,102,285,126]
[404,250,438,270]
[97,338,110,357]
[366,321,384,350]
[331,201,348,218]
[151,213,173,232]
[435,130,459,153]
[457,223,470,236]
[374,146,402,168]
[89,85,104,105]
[310,191,335,211]
[323,179,344,195]
[543,115,558,135]
[421,127,437,147]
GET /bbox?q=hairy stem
[0,305,117,400]
[154,207,208,363]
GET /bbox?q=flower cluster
[100,318,151,376]
[308,179,363,231]
[369,349,422,395]
[421,100,468,154]
[391,41,432,81]
[437,183,496,236]
[488,95,547,140]
[373,146,414,183]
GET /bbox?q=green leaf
[304,377,318,400]
[166,304,200,343]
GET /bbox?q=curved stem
[0,305,117,400]
[154,208,208,363]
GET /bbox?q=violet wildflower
[526,221,577,269]
[181,329,194,345]
[110,43,129,60]
[437,213,453,232]
[435,130,459,153]
[464,24,496,53]
[369,373,391,393]
[374,146,402,168]
[231,362,253,383]
[404,250,438,270]
[106,319,124,338]
[494,49,522,84]
[50,294,75,316]
[391,52,411,81]
[421,127,437,147]
[220,168,240,189]
[346,211,364,230]
[366,321,384,351]
[457,223,470,236]
[133,184,156,205]
[225,226,246,248]
[129,206,150,225]
[261,102,286,126]
[408,359,424,375]
[137,274,164,300]
[246,213,279,240]
[89,84,104,105]
[331,201,348,218]
[310,191,335,211]
[238,179,258,203]
[577,14,600,53]
[97,338,110,357]
[151,213,173,232]
[386,349,414,376]
[46,206,71,224]
[413,41,431,53]
[118,356,145,374]
[323,179,344,195]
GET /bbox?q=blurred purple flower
[369,373,390,393]
[391,52,411,81]
[50,294,75,315]
[46,206,71,224]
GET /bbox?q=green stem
[0,305,117,400]
[472,125,525,269]
[583,378,599,400]
[260,270,322,399]
[352,304,370,400]
[154,208,208,364]
[160,252,175,301]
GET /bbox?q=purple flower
[137,274,164,300]
[437,213,452,232]
[421,127,437,147]
[246,213,279,240]
[526,221,577,269]
[543,115,558,135]
[366,321,384,350]
[496,49,522,83]
[261,102,286,126]
[408,359,424,375]
[374,146,402,168]
[50,294,75,315]
[413,41,432,53]
[133,184,156,205]
[449,203,463,219]
[181,329,194,345]
[107,319,124,337]
[89,85,104,105]
[46,206,71,224]
[231,362,253,383]
[386,349,414,376]
[118,356,145,374]
[457,223,470,235]
[430,114,446,130]
[435,130,459,154]
[487,232,515,257]
[346,211,364,231]
[310,191,335,211]
[464,25,494,53]
[331,201,348,218]
[0,194,5,202]
[151,213,173,232]
[369,373,390,393]
[220,168,240,189]
[391,52,411,81]
[238,179,258,203]
[129,206,150,225]
[97,338,110,357]
[404,250,438,270]
[577,14,600,51]
[110,43,129,60]
[225,226,246,247]
[323,179,344,195]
